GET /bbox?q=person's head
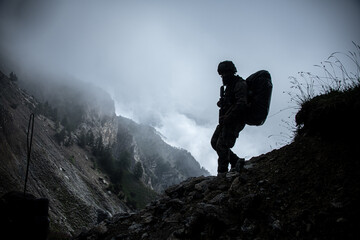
[217,61,237,76]
[217,61,237,85]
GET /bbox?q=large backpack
[245,70,272,126]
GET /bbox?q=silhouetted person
[211,61,247,174]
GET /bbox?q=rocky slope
[0,70,209,238]
[74,87,360,239]
[0,71,129,237]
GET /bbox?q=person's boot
[230,158,245,172]
[217,165,228,176]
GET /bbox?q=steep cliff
[0,70,209,237]
[15,71,209,194]
[0,71,129,237]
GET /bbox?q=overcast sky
[1,0,359,175]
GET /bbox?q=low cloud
[1,0,359,175]
[154,111,217,175]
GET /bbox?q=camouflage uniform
[211,74,247,173]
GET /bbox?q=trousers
[211,123,245,173]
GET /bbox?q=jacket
[219,75,248,125]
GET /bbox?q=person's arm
[223,80,247,124]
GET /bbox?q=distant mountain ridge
[0,70,209,237]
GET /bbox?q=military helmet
[217,61,237,75]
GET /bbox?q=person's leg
[229,150,240,168]
[228,123,246,170]
[211,125,229,173]
[215,125,239,173]
[211,125,221,150]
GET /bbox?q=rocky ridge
[75,135,359,240]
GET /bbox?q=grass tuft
[289,42,360,107]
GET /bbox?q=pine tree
[87,130,95,147]
[93,135,104,156]
[9,72,18,81]
[134,162,143,180]
[78,129,87,148]
[55,128,66,144]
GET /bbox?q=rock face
[0,71,130,236]
[15,71,210,193]
[74,88,360,239]
[0,71,209,237]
